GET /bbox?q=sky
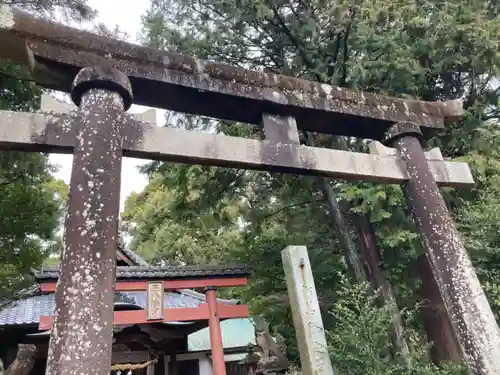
[49,0,157,212]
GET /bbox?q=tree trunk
[4,345,37,375]
[318,178,366,282]
[303,133,411,364]
[354,214,412,367]
[302,132,366,282]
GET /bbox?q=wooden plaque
[147,281,164,320]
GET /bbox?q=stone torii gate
[0,5,499,375]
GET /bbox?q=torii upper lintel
[0,6,463,140]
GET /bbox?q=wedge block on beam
[0,6,463,140]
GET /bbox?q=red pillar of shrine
[206,287,227,375]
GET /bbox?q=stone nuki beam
[0,110,473,187]
[0,6,463,140]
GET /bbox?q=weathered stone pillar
[45,67,132,375]
[282,246,337,375]
[415,254,464,364]
[383,122,500,375]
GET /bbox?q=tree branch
[262,198,323,219]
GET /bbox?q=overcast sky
[49,0,156,213]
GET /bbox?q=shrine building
[0,241,253,375]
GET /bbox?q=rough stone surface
[123,118,474,187]
[386,123,500,375]
[260,114,300,145]
[0,109,474,187]
[369,140,443,161]
[0,6,464,139]
[282,246,337,375]
[0,7,489,372]
[0,110,75,154]
[382,121,423,145]
[0,6,14,29]
[40,93,156,124]
[71,66,133,110]
[44,68,130,375]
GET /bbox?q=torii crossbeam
[0,5,463,141]
[0,5,498,375]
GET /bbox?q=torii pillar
[383,122,500,375]
[45,67,132,375]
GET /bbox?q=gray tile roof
[1,237,246,327]
[117,235,149,266]
[0,290,206,326]
[2,236,247,327]
[119,248,149,266]
[34,264,250,281]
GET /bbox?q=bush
[325,277,469,375]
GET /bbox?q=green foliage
[0,115,64,301]
[0,1,81,302]
[327,278,468,375]
[0,143,64,301]
[122,167,244,265]
[455,124,500,319]
[2,0,96,21]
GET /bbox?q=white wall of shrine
[198,357,214,375]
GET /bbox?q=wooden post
[206,287,227,375]
[154,354,165,375]
[168,354,178,375]
[281,246,336,375]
